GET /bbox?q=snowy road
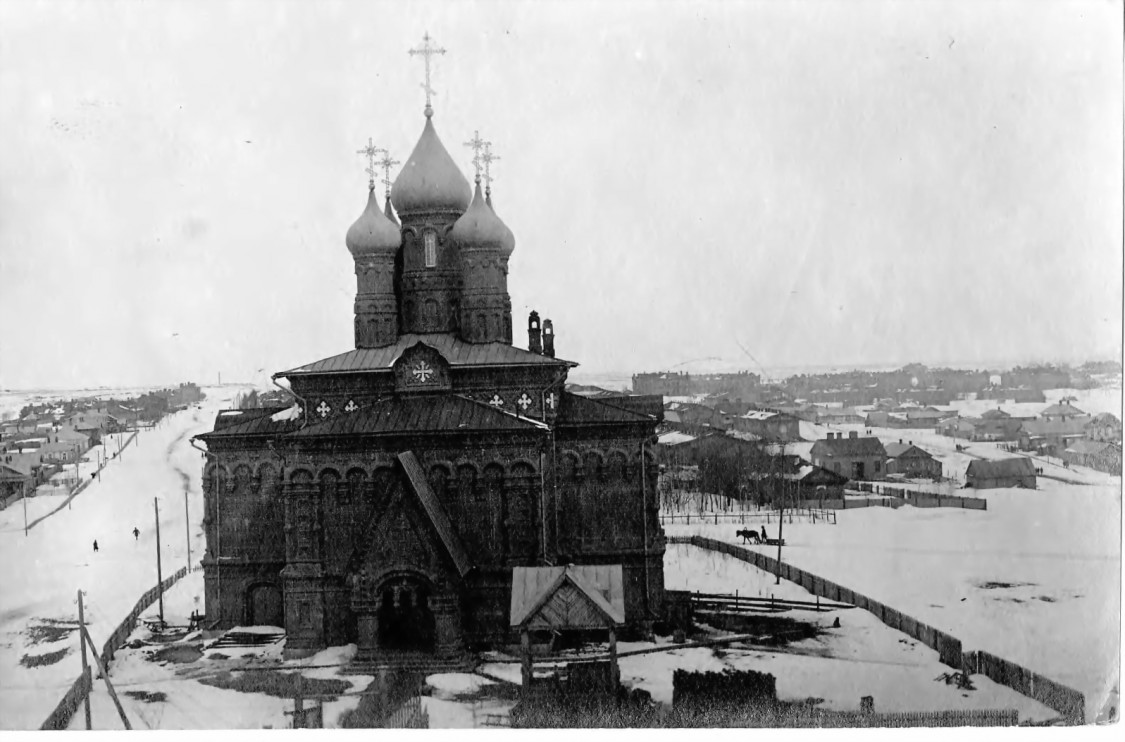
[0,388,245,730]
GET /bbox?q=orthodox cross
[377,149,400,198]
[356,137,381,187]
[408,32,446,115]
[480,142,500,196]
[412,361,434,383]
[464,130,487,181]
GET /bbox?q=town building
[732,409,802,442]
[194,53,665,661]
[809,432,887,481]
[1038,401,1088,422]
[1018,419,1088,456]
[965,458,1037,489]
[884,441,942,479]
[815,407,865,426]
[1084,412,1122,442]
[1061,440,1121,474]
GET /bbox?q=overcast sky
[0,0,1121,390]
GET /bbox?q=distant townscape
[0,383,204,509]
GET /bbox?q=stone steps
[344,651,475,676]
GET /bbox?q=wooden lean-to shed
[510,565,625,695]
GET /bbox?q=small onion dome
[450,181,510,249]
[346,186,402,255]
[390,116,471,215]
[487,195,516,257]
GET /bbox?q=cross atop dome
[356,137,381,188]
[464,130,488,182]
[409,32,447,118]
[377,149,400,199]
[481,142,501,198]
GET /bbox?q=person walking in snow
[133,527,140,541]
[93,540,99,553]
[760,525,767,542]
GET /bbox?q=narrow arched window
[423,231,437,268]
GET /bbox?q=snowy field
[0,386,249,730]
[665,478,1120,722]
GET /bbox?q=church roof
[346,186,401,255]
[289,394,547,437]
[555,391,658,426]
[450,181,510,250]
[196,407,303,439]
[278,334,574,377]
[390,116,472,215]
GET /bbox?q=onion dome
[486,191,516,257]
[450,180,510,248]
[390,116,472,215]
[346,186,402,255]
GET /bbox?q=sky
[0,0,1121,390]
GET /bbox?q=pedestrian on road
[760,525,767,542]
[93,540,99,553]
[133,527,140,541]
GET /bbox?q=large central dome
[390,116,472,216]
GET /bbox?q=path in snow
[0,387,247,730]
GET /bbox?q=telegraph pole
[154,498,164,627]
[184,490,192,573]
[77,590,92,729]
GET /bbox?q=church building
[194,37,665,661]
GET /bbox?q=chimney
[542,319,555,358]
[527,310,542,354]
[899,439,903,444]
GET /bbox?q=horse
[736,528,761,545]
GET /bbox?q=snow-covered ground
[665,478,1120,722]
[0,386,248,730]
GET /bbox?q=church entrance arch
[376,573,437,652]
[246,583,284,628]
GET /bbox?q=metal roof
[278,334,575,377]
[290,395,547,437]
[811,436,887,457]
[510,564,625,629]
[966,457,1036,479]
[556,391,654,426]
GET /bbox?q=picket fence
[668,535,1085,724]
[40,564,191,730]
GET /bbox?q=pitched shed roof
[509,564,625,629]
[1022,419,1089,437]
[811,436,887,457]
[884,442,932,459]
[1040,402,1087,417]
[278,334,574,377]
[966,457,1036,479]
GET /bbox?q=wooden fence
[851,482,987,510]
[39,564,191,730]
[668,535,1085,724]
[383,695,428,728]
[660,508,837,526]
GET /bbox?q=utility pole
[22,481,28,537]
[184,490,192,573]
[154,497,164,627]
[776,441,787,585]
[77,590,92,729]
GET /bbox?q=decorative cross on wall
[546,392,557,409]
[344,400,359,413]
[408,32,447,115]
[316,401,331,418]
[412,361,434,383]
[517,393,533,411]
[489,394,504,407]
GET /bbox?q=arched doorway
[377,575,436,652]
[247,583,284,627]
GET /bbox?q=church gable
[360,486,454,582]
[394,342,452,394]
